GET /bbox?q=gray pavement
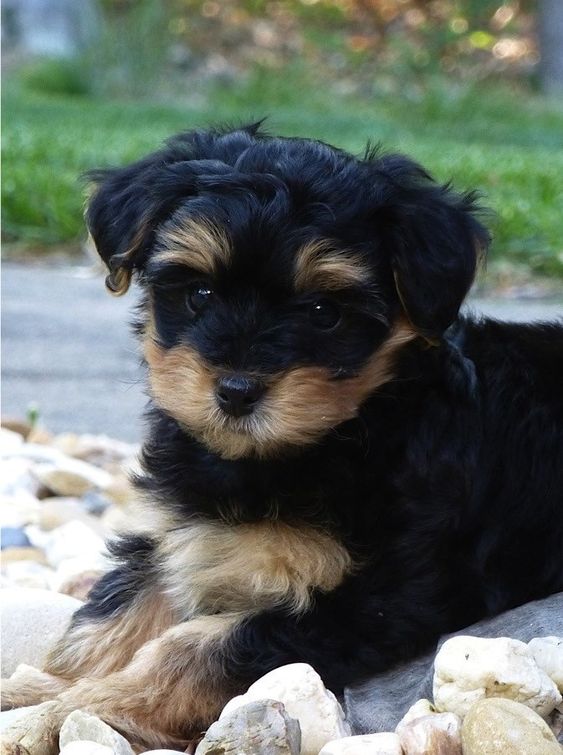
[2,262,562,442]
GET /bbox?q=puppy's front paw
[1,666,68,710]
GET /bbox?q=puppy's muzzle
[216,375,266,418]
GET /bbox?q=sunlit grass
[3,72,563,276]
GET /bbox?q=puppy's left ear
[372,156,490,339]
[85,154,174,296]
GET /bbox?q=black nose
[216,375,265,418]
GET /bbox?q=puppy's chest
[154,516,353,619]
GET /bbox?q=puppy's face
[86,126,488,459]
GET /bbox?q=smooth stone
[0,458,42,496]
[0,706,41,734]
[37,497,90,530]
[81,491,112,516]
[33,457,113,497]
[0,700,60,755]
[60,711,135,755]
[52,433,138,466]
[529,637,563,691]
[220,663,350,755]
[1,546,47,564]
[0,428,25,451]
[4,443,67,464]
[1,588,82,676]
[396,698,436,726]
[397,712,462,754]
[30,520,107,568]
[141,751,187,754]
[2,561,55,590]
[1,526,32,549]
[319,733,402,755]
[433,635,562,718]
[1,420,31,439]
[59,743,115,755]
[0,492,41,528]
[196,700,300,755]
[461,697,561,754]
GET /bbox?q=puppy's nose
[216,375,265,418]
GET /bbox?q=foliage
[3,75,563,276]
[91,0,540,99]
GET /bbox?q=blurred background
[2,0,563,438]
[2,0,563,279]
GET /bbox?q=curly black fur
[85,124,563,695]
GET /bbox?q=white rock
[0,428,24,452]
[2,560,55,590]
[1,442,64,463]
[461,697,561,754]
[60,710,135,755]
[220,663,351,755]
[0,458,42,496]
[528,637,563,692]
[0,705,41,734]
[397,712,462,754]
[27,520,108,568]
[433,635,562,719]
[33,457,114,496]
[0,491,41,527]
[140,751,185,755]
[59,742,115,755]
[1,588,82,676]
[319,733,402,755]
[52,433,138,465]
[38,497,102,532]
[396,698,436,727]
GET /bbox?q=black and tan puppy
[3,124,563,748]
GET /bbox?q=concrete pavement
[2,262,562,441]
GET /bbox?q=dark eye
[186,284,214,315]
[310,299,341,330]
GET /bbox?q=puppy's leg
[2,535,174,709]
[41,614,242,750]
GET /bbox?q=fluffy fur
[2,124,562,750]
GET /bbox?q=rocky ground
[1,423,563,754]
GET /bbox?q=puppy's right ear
[85,154,170,296]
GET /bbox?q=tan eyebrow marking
[154,217,231,275]
[294,239,372,292]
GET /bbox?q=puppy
[3,124,562,749]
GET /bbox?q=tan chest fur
[152,515,353,618]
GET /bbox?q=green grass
[3,73,563,276]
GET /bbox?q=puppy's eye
[186,284,214,315]
[310,299,341,330]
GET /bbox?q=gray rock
[81,491,112,517]
[344,592,563,734]
[461,697,561,754]
[60,710,135,755]
[195,700,301,755]
[220,663,350,755]
[1,526,32,549]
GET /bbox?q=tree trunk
[539,0,563,96]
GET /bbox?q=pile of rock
[1,423,139,605]
[1,425,562,754]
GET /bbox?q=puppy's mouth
[144,324,415,460]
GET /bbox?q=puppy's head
[86,125,489,459]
